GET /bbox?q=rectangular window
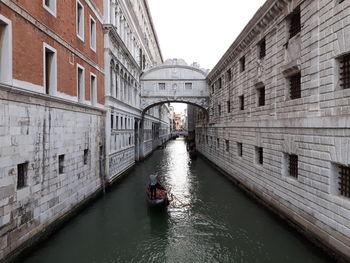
[256,147,263,165]
[257,86,265,106]
[258,38,266,59]
[237,142,243,157]
[0,16,12,84]
[288,6,301,39]
[339,53,350,90]
[17,162,28,189]
[111,114,114,130]
[90,73,97,106]
[240,56,245,72]
[58,154,65,174]
[77,65,84,102]
[84,149,89,165]
[217,138,220,148]
[44,44,57,95]
[43,0,56,16]
[218,104,221,116]
[289,72,301,100]
[338,165,350,198]
[225,140,229,152]
[90,16,96,51]
[211,84,214,93]
[158,83,165,90]
[226,69,232,82]
[288,154,298,178]
[239,95,244,110]
[185,83,192,89]
[206,135,208,144]
[76,0,84,41]
[218,78,222,89]
[227,100,231,113]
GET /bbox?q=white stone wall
[199,0,350,260]
[0,87,105,259]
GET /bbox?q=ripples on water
[20,138,331,263]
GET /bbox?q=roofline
[141,64,208,79]
[144,0,164,63]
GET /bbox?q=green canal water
[19,138,332,263]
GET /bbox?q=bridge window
[339,53,350,89]
[185,83,192,89]
[258,38,266,59]
[288,6,301,40]
[240,56,245,72]
[158,83,165,90]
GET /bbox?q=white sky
[148,0,267,113]
[148,0,267,70]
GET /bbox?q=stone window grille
[227,100,231,113]
[240,56,245,72]
[158,83,165,90]
[237,142,243,157]
[339,53,350,90]
[225,140,229,152]
[256,147,263,165]
[289,72,301,100]
[257,86,265,106]
[338,165,350,198]
[258,38,266,59]
[288,6,301,40]
[58,154,65,174]
[185,83,192,89]
[17,162,28,189]
[288,154,298,178]
[83,149,89,165]
[239,95,244,110]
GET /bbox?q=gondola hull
[146,188,170,208]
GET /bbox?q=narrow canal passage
[20,138,331,263]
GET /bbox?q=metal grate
[289,154,298,178]
[258,86,265,106]
[340,54,350,90]
[259,38,266,59]
[289,72,301,99]
[257,147,263,165]
[17,163,28,189]
[339,165,350,198]
[289,6,301,39]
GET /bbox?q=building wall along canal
[196,0,350,260]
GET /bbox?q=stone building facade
[0,0,106,260]
[103,0,171,182]
[196,0,350,260]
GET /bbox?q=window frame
[43,43,57,95]
[76,0,85,41]
[89,15,96,52]
[90,72,97,106]
[43,0,57,17]
[0,15,12,85]
[77,64,85,102]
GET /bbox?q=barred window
[257,86,265,106]
[338,165,350,198]
[289,72,301,100]
[218,77,222,89]
[239,95,244,110]
[256,147,263,165]
[226,69,232,82]
[211,84,215,93]
[17,162,28,189]
[237,142,243,157]
[288,154,298,178]
[227,100,231,113]
[258,38,266,59]
[289,6,301,39]
[59,154,65,174]
[84,149,89,165]
[225,140,230,152]
[240,56,245,72]
[218,104,221,116]
[339,53,350,90]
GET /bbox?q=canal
[19,138,331,263]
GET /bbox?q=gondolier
[149,171,159,200]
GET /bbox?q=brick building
[0,0,106,259]
[196,0,350,260]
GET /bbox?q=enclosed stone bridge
[140,59,210,114]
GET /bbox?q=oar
[170,192,190,207]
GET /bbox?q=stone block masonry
[0,85,105,260]
[198,0,350,261]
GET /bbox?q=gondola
[146,186,171,208]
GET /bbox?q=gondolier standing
[149,171,158,200]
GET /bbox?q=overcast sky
[148,0,266,71]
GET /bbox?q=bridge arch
[140,59,210,113]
